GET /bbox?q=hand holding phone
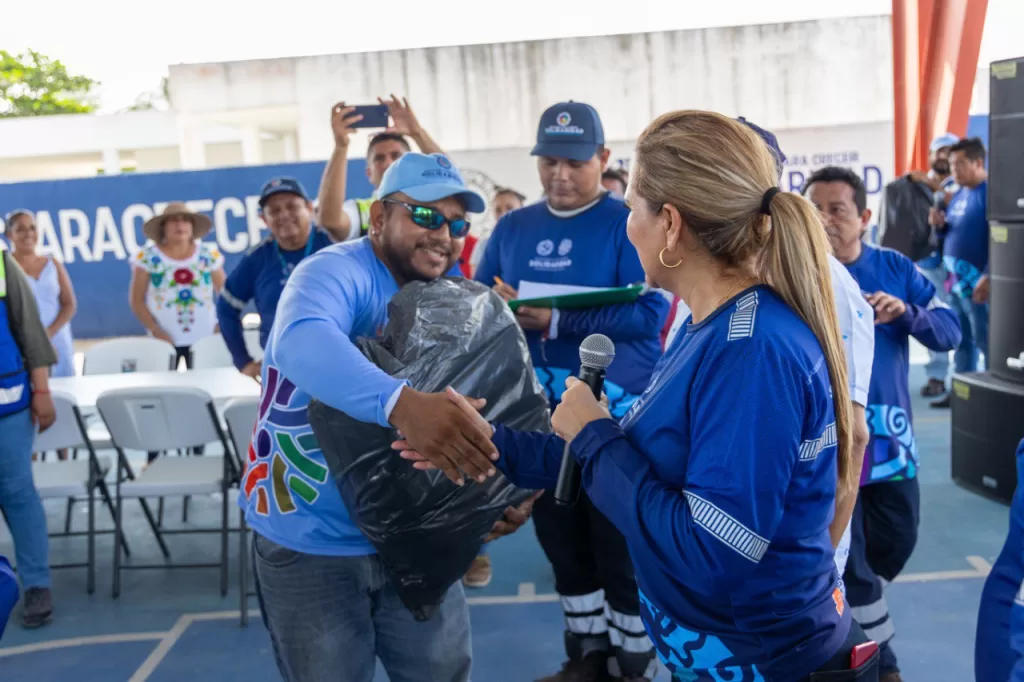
[330,103,365,148]
[350,104,390,129]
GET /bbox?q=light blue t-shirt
[238,237,421,556]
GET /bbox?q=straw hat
[142,202,213,242]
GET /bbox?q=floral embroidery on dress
[132,241,224,337]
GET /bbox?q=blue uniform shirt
[492,286,850,680]
[942,181,989,298]
[843,244,961,485]
[216,229,334,369]
[474,195,668,416]
[238,238,458,556]
[977,439,1024,682]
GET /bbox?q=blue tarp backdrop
[0,159,370,339]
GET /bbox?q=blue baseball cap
[377,153,487,213]
[531,101,605,162]
[259,177,310,208]
[930,133,959,152]
[737,117,787,180]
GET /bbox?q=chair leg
[182,495,190,523]
[87,485,96,595]
[64,497,75,534]
[158,497,165,527]
[97,479,131,557]
[113,493,123,599]
[220,484,229,597]
[138,499,171,559]
[239,515,249,628]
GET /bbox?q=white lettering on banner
[214,197,248,254]
[120,204,151,254]
[245,196,265,248]
[58,209,94,263]
[92,207,127,261]
[34,212,63,261]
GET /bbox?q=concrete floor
[0,364,1011,682]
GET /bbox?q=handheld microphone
[554,334,616,507]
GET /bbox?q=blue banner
[0,160,370,339]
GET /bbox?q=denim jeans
[253,533,472,682]
[949,293,989,373]
[0,409,51,588]
[916,256,951,382]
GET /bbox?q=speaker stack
[951,56,1024,505]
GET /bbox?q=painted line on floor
[128,615,191,682]
[0,631,166,658]
[895,556,992,583]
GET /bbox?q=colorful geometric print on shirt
[243,365,329,516]
[131,240,224,346]
[842,244,961,485]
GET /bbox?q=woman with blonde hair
[399,111,878,681]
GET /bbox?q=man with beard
[475,101,668,682]
[804,166,961,682]
[243,153,520,682]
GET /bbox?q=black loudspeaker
[951,372,1024,505]
[989,57,1024,222]
[989,222,1024,383]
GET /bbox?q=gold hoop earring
[659,247,682,269]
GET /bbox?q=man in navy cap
[476,102,667,682]
[243,152,520,682]
[216,177,336,377]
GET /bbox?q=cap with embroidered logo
[531,101,605,162]
[259,177,311,208]
[377,153,487,213]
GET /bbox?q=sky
[2,0,1021,112]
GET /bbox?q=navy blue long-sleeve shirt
[491,286,850,680]
[216,229,333,370]
[474,195,668,416]
[843,244,961,484]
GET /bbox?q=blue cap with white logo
[531,101,605,162]
[930,132,959,153]
[377,153,487,213]
[259,177,310,208]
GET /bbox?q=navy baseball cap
[377,152,487,214]
[737,117,787,180]
[259,177,310,208]
[531,101,605,162]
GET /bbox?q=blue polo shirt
[942,182,989,298]
[216,229,333,369]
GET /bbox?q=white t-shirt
[131,240,225,348]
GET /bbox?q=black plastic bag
[307,277,548,621]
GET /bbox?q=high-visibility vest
[355,198,374,237]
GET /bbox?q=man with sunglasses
[243,152,505,682]
[475,101,668,682]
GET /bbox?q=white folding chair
[82,337,177,375]
[243,329,263,363]
[223,397,260,627]
[190,334,234,370]
[31,391,122,594]
[97,386,239,598]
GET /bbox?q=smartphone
[350,104,389,129]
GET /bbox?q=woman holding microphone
[399,111,878,681]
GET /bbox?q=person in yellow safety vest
[318,95,444,241]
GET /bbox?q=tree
[0,49,98,118]
[126,77,171,112]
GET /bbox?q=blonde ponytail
[760,192,855,498]
[631,109,855,499]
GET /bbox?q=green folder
[508,284,647,312]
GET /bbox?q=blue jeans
[253,534,472,682]
[0,409,51,588]
[949,293,989,373]
[916,256,951,382]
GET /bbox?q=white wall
[168,16,894,161]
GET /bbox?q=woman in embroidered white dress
[128,203,225,369]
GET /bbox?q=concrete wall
[168,15,893,160]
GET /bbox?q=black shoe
[921,378,945,397]
[536,653,612,682]
[930,393,951,408]
[22,587,54,629]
